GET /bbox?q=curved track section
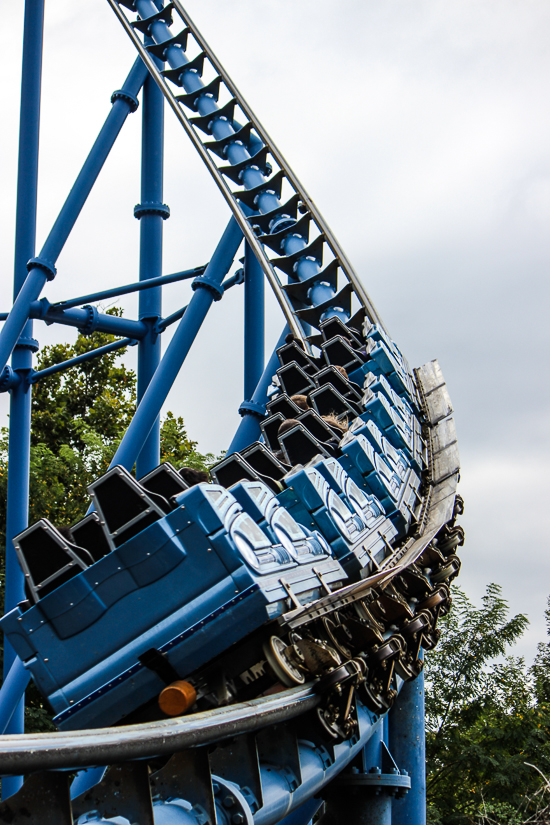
[106,0,385,341]
[0,3,463,823]
[0,361,461,823]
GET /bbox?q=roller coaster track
[0,2,462,823]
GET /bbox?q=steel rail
[105,0,304,343]
[0,685,320,775]
[171,0,388,335]
[105,0,389,342]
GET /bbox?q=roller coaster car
[1,477,344,731]
[278,459,398,576]
[0,306,462,740]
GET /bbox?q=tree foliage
[426,585,550,824]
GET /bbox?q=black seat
[71,512,112,563]
[211,450,283,494]
[139,461,189,502]
[319,315,364,348]
[241,442,289,481]
[276,362,315,397]
[266,393,304,420]
[278,422,331,466]
[14,519,92,603]
[297,408,342,444]
[314,365,363,400]
[309,383,363,420]
[260,413,286,451]
[276,341,319,374]
[322,336,366,373]
[88,465,170,548]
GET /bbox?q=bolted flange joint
[337,767,410,798]
[0,366,22,392]
[134,202,170,220]
[191,275,224,302]
[238,400,266,419]
[111,89,139,113]
[27,257,56,281]
[16,336,39,353]
[80,305,99,335]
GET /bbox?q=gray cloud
[1,0,549,658]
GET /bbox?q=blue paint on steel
[154,268,245,333]
[154,304,189,333]
[38,57,146,266]
[130,0,349,333]
[28,338,137,384]
[108,218,243,472]
[0,659,31,736]
[28,301,149,339]
[0,366,22,392]
[244,244,265,401]
[389,666,426,825]
[70,766,107,799]
[50,266,205,311]
[275,797,323,825]
[228,326,290,454]
[2,0,45,799]
[0,57,147,374]
[136,64,166,478]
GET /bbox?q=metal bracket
[0,772,72,825]
[210,733,263,813]
[73,762,155,825]
[0,366,22,392]
[150,747,216,825]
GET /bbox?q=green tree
[425,584,550,824]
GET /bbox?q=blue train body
[0,315,434,731]
[1,482,344,730]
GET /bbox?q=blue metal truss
[0,2,464,823]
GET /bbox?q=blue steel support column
[243,243,264,401]
[2,0,44,800]
[389,670,426,825]
[135,65,168,478]
[110,218,243,472]
[228,325,289,455]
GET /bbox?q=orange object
[158,680,197,717]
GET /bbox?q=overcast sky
[1,0,549,661]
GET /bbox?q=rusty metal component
[158,680,197,717]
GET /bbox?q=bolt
[223,795,236,809]
[232,815,244,824]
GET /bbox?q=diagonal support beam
[109,217,243,472]
[0,57,149,374]
[0,659,31,736]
